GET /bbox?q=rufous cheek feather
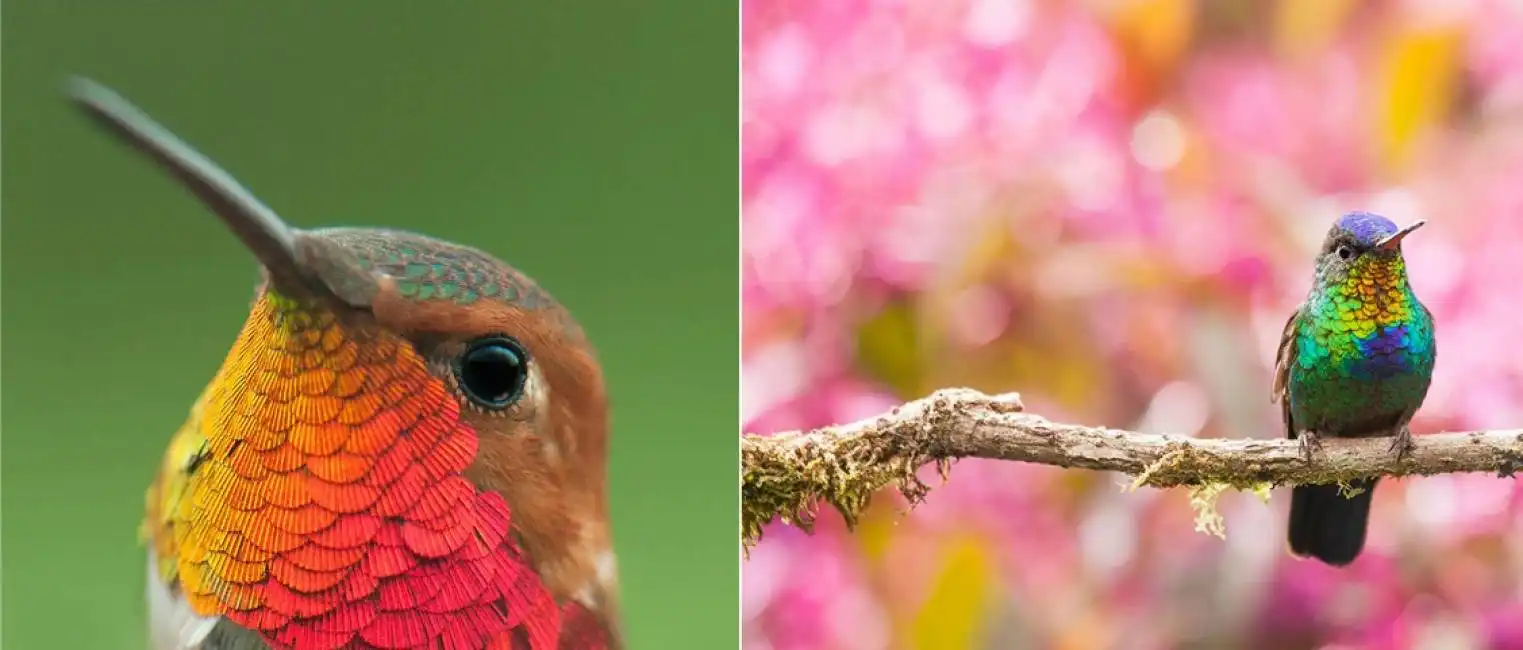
[368,279,617,621]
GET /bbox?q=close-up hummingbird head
[70,77,619,648]
[1313,211,1425,290]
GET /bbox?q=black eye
[457,337,529,409]
[1336,245,1355,260]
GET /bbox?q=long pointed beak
[66,76,314,296]
[1375,219,1425,252]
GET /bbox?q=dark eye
[457,337,529,409]
[1336,245,1355,260]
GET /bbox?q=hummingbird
[69,79,620,649]
[1272,211,1436,567]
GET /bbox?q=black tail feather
[1287,479,1376,566]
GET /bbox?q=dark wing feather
[1420,301,1436,352]
[1271,305,1303,439]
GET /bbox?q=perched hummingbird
[1272,211,1436,567]
[69,79,620,649]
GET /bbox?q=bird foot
[1298,431,1324,463]
[1388,426,1415,462]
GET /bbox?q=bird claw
[1298,431,1323,463]
[1388,426,1415,462]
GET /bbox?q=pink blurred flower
[743,1,1523,648]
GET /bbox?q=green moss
[741,426,946,552]
[1187,483,1229,539]
[1336,480,1367,498]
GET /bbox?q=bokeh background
[742,1,1523,649]
[2,3,735,648]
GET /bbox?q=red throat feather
[179,293,562,649]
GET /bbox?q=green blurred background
[1,3,736,648]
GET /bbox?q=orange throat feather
[146,290,586,650]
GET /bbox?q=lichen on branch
[741,388,1523,549]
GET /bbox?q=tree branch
[741,388,1523,548]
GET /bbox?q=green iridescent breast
[1287,292,1435,432]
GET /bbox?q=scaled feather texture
[145,293,564,650]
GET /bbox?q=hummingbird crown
[1333,211,1402,248]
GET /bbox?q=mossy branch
[741,388,1523,549]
